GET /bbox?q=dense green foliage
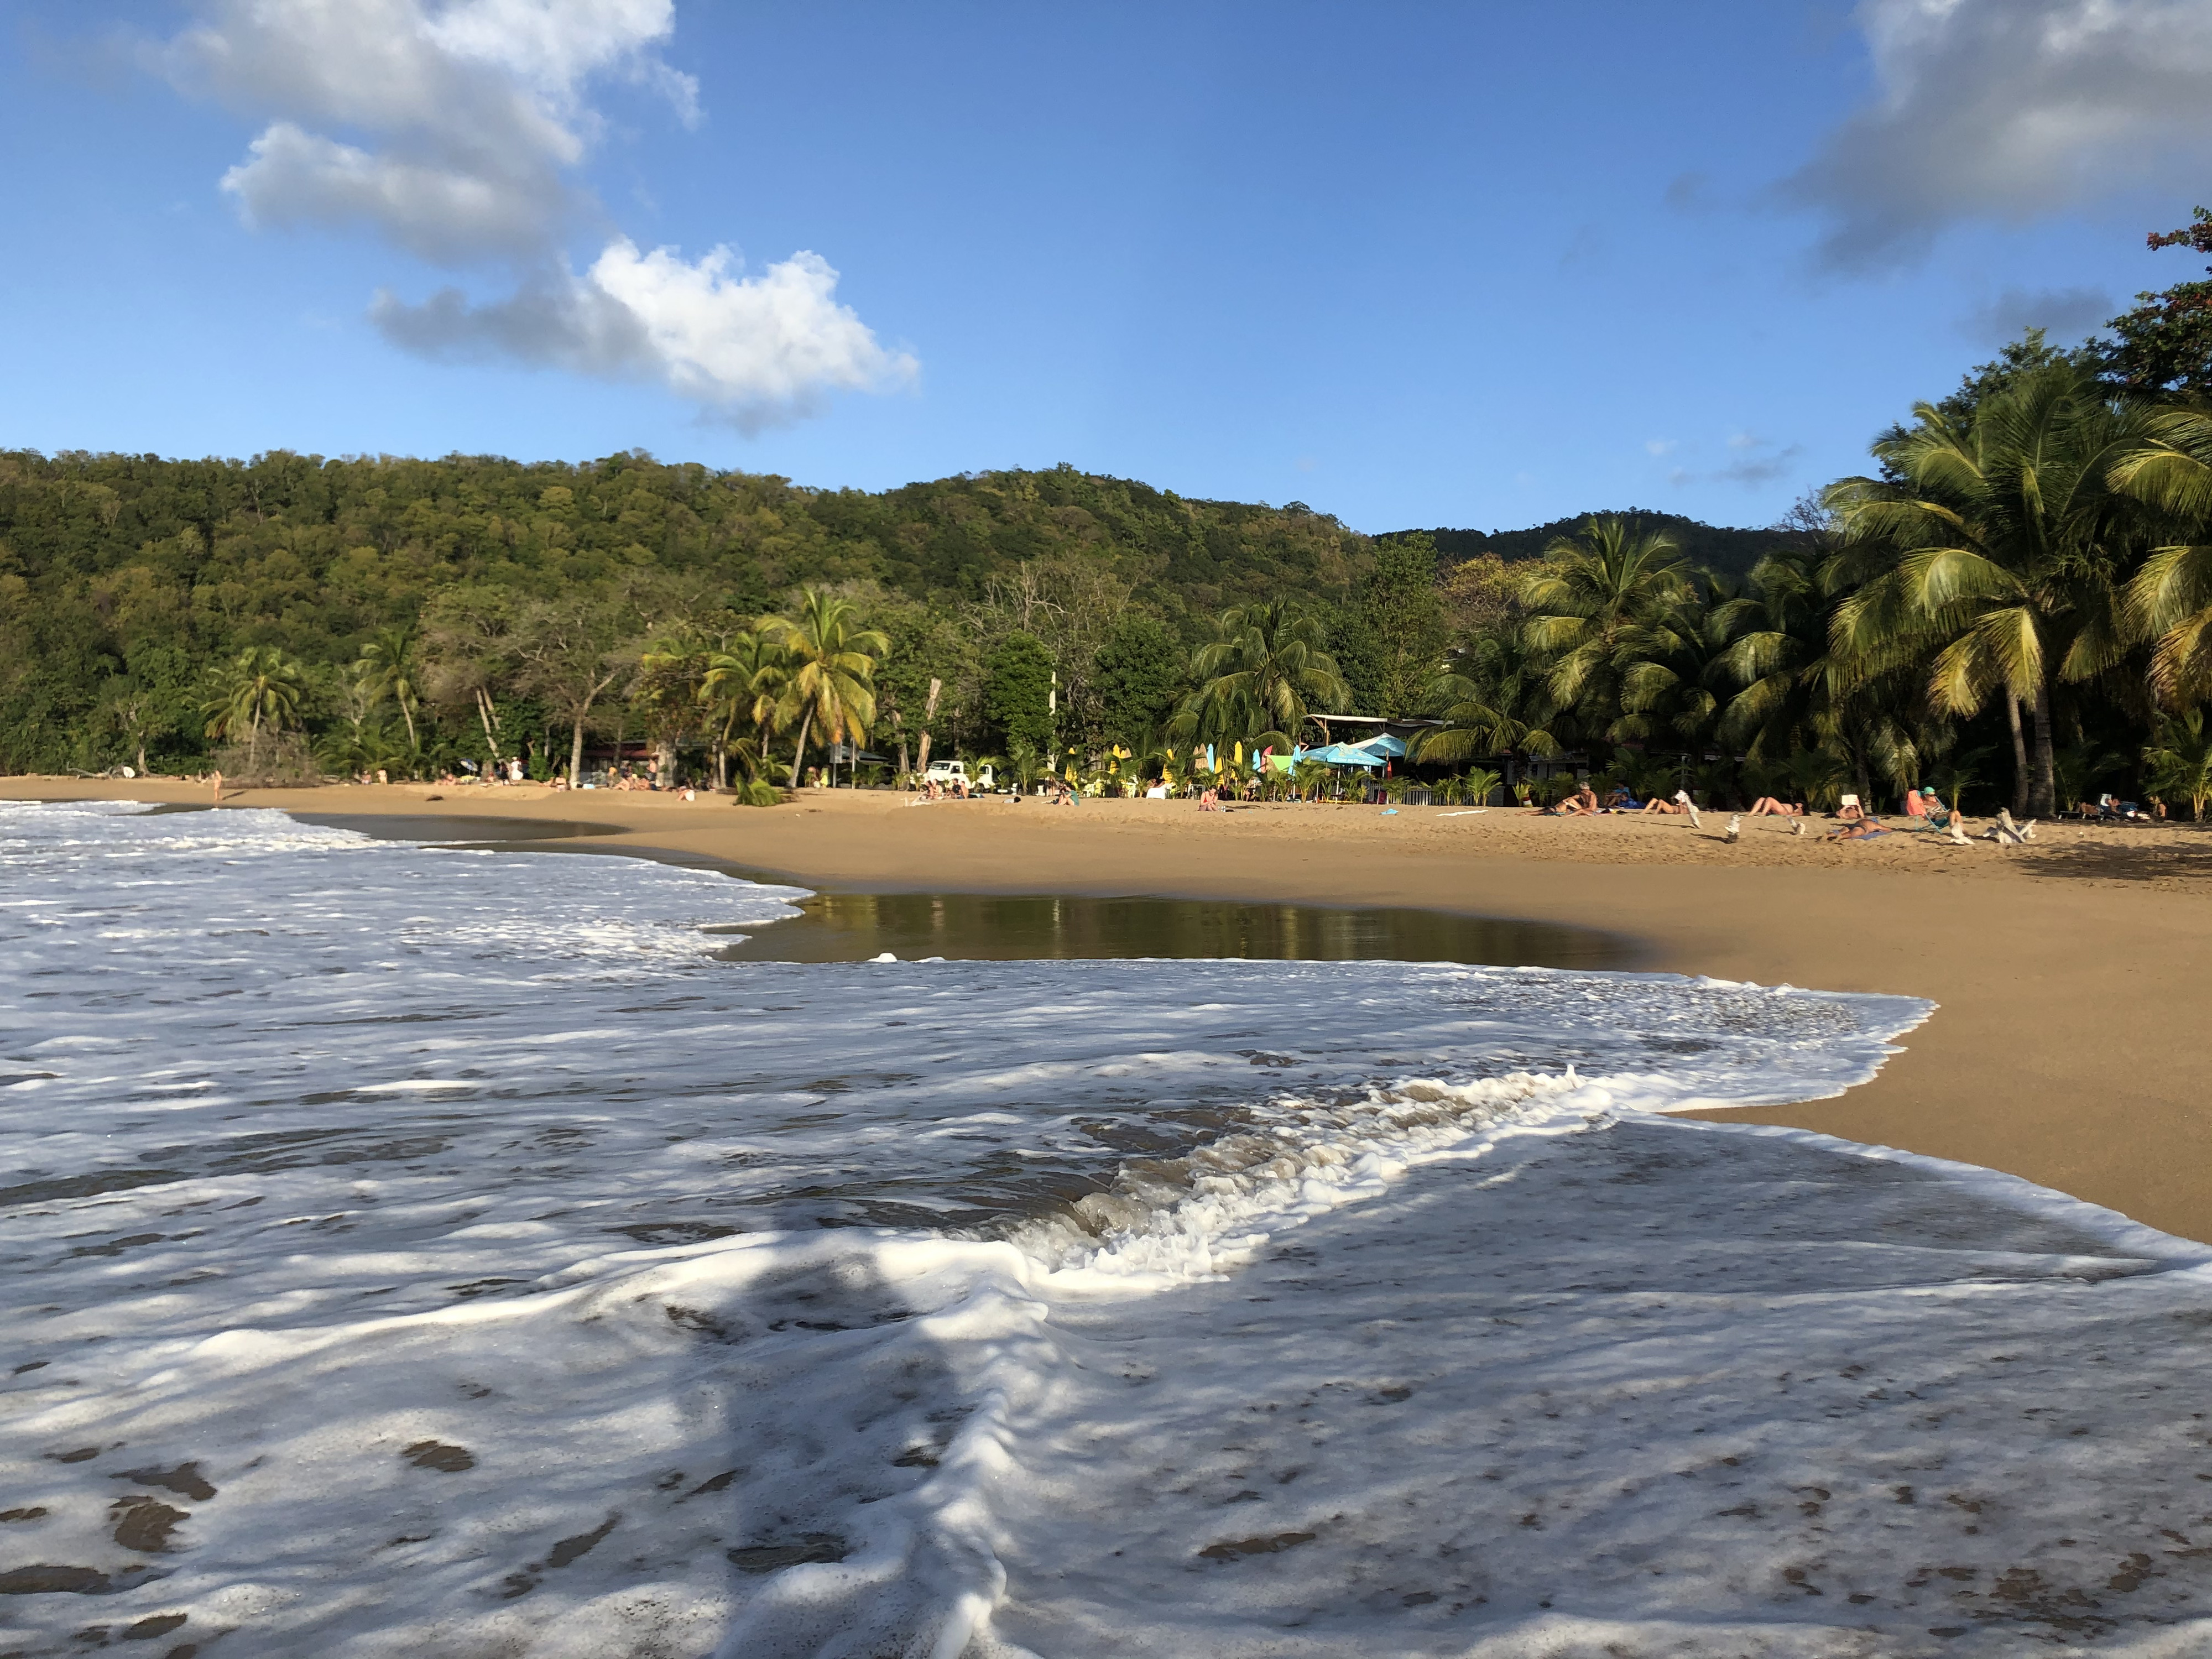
[1425,348,2212,818]
[2104,206,2212,398]
[0,454,1373,776]
[983,633,1057,755]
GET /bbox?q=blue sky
[6,1,2212,534]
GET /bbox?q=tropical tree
[201,646,306,771]
[1619,577,1741,755]
[1414,622,1559,769]
[632,637,712,785]
[2145,709,2212,821]
[357,626,422,752]
[1458,766,1504,807]
[1516,517,1697,746]
[1177,595,1349,749]
[2109,402,2212,708]
[1717,548,1937,810]
[762,589,889,788]
[701,629,789,791]
[1004,737,1046,792]
[513,594,635,786]
[984,633,1057,756]
[420,587,522,765]
[1825,364,2154,816]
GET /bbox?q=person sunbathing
[1829,817,1890,840]
[1558,783,1600,815]
[1638,795,1687,815]
[1747,797,1802,816]
[1600,787,1636,812]
[1835,794,1867,822]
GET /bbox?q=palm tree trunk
[716,707,735,790]
[570,717,587,789]
[476,689,501,761]
[787,709,813,789]
[401,700,418,752]
[2029,678,2058,818]
[2006,693,2030,816]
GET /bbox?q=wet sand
[12,776,2212,1243]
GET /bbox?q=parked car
[923,759,995,791]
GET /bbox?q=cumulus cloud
[161,0,687,263]
[1959,284,2114,345]
[373,242,918,431]
[155,1,911,425]
[1786,0,2212,269]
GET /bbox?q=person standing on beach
[210,769,222,804]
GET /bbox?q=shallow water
[293,805,1631,968]
[6,800,2212,1658]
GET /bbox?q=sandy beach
[11,775,2210,1243]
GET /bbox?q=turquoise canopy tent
[1314,742,1386,768]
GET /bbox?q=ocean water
[4,800,2211,1658]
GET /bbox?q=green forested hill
[1385,511,1783,585]
[0,446,1791,777]
[0,450,1386,774]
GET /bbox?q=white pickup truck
[923,759,995,790]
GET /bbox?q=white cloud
[1645,439,1678,457]
[154,2,911,425]
[221,119,557,262]
[163,0,682,263]
[373,242,917,432]
[1787,0,2212,269]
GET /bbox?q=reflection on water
[716,890,1631,970]
[289,812,623,843]
[262,807,1629,969]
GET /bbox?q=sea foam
[5,799,2210,1657]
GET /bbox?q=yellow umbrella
[1233,741,1243,766]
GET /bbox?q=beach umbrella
[1233,742,1243,767]
[1206,744,1216,774]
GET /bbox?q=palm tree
[1718,547,1936,810]
[357,626,422,752]
[2108,403,2212,708]
[202,646,306,772]
[1413,622,1560,771]
[2145,710,2212,821]
[701,629,789,791]
[1619,577,1741,760]
[1517,517,1695,744]
[1825,364,2153,816]
[761,591,889,788]
[1177,595,1349,749]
